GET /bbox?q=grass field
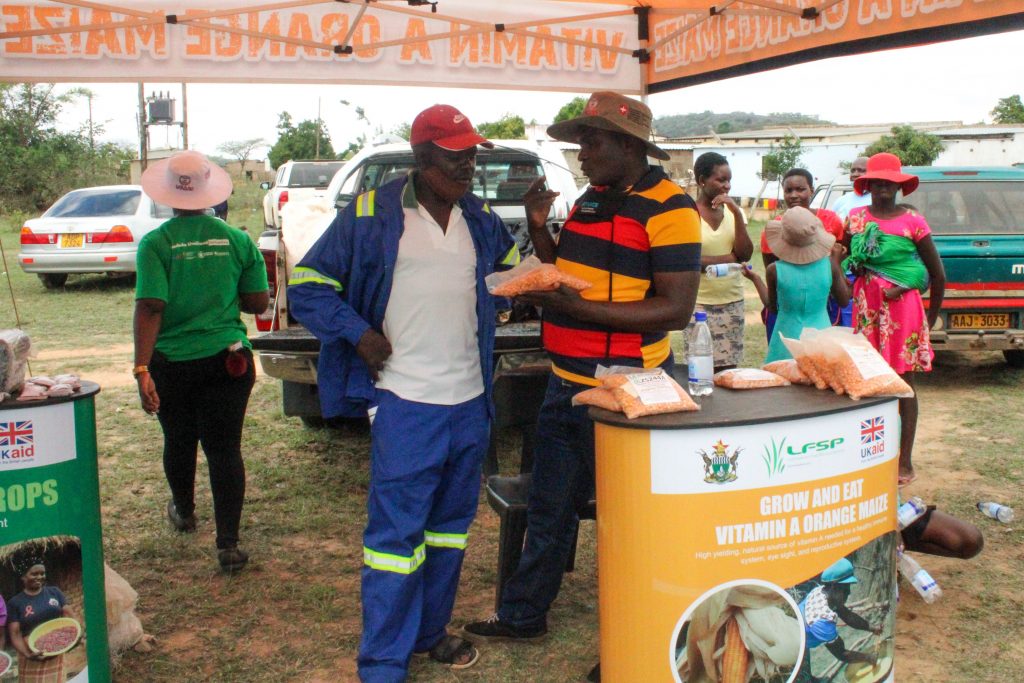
[1,195,1022,682]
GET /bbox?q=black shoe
[166,500,197,532]
[218,546,249,573]
[587,662,600,682]
[462,613,546,641]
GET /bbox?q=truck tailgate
[251,326,320,353]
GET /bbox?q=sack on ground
[571,387,622,412]
[713,368,790,389]
[818,332,914,400]
[762,359,813,386]
[601,369,699,418]
[486,254,591,296]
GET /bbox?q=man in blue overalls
[288,105,519,682]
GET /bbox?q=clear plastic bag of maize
[571,387,622,412]
[761,359,813,386]
[486,254,591,297]
[598,368,699,419]
[817,331,914,400]
[713,368,790,390]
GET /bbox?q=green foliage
[267,112,335,169]
[759,134,803,181]
[0,84,134,212]
[390,122,411,141]
[553,97,587,124]
[865,125,943,166]
[655,111,830,138]
[991,94,1024,124]
[476,113,526,140]
[217,137,267,172]
[715,121,733,134]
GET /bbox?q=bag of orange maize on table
[761,359,813,386]
[598,368,698,419]
[817,331,914,400]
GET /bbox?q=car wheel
[1003,350,1024,368]
[39,273,68,289]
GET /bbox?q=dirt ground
[31,343,1020,682]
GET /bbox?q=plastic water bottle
[897,496,927,529]
[705,263,751,278]
[897,551,942,604]
[977,501,1014,523]
[687,312,714,397]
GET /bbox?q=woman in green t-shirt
[134,151,269,573]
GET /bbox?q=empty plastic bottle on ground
[897,496,927,529]
[977,501,1014,523]
[705,263,751,278]
[897,550,942,604]
[688,312,714,397]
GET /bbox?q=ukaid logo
[0,420,35,462]
[860,416,886,462]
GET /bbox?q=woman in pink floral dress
[845,153,946,486]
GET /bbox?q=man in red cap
[289,104,519,681]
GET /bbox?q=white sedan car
[18,185,175,288]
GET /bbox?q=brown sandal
[416,634,479,670]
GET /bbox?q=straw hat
[547,91,669,161]
[764,206,835,265]
[853,152,919,197]
[141,150,233,211]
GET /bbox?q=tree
[991,95,1024,124]
[865,125,943,166]
[217,138,267,176]
[476,113,525,140]
[0,84,133,211]
[390,122,411,141]
[759,134,803,182]
[267,112,334,169]
[715,121,733,134]
[553,97,587,123]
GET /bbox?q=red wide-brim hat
[853,152,919,196]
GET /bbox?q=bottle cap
[694,311,707,322]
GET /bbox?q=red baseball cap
[410,104,493,151]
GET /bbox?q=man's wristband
[132,365,149,378]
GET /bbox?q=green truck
[814,166,1024,366]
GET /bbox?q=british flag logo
[0,421,33,446]
[860,417,884,444]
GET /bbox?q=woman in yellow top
[691,152,753,371]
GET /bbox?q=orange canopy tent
[1,1,1022,93]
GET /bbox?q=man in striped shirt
[465,92,702,662]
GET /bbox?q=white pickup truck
[259,159,345,231]
[251,139,578,426]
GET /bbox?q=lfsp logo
[0,420,35,462]
[860,416,885,460]
[698,439,741,484]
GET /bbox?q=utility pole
[87,91,94,151]
[137,83,148,172]
[181,82,189,150]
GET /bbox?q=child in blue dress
[747,207,850,363]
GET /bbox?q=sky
[52,29,1024,161]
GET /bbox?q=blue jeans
[497,373,596,628]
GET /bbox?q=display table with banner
[591,386,899,683]
[0,383,110,682]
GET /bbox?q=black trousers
[150,348,255,549]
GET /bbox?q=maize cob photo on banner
[674,582,801,683]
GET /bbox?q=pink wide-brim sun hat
[141,150,233,210]
[853,152,919,197]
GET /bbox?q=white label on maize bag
[625,372,678,406]
[842,343,893,380]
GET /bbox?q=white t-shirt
[376,202,483,405]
